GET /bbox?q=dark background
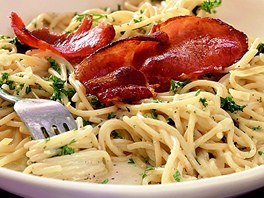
[1,186,264,198]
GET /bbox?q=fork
[0,88,77,139]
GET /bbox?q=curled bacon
[141,16,248,91]
[75,31,169,83]
[10,12,115,63]
[76,16,248,102]
[84,67,153,103]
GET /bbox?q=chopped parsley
[220,96,246,113]
[199,98,208,107]
[151,109,158,119]
[89,94,105,109]
[57,145,75,156]
[75,13,106,22]
[258,151,264,156]
[195,89,201,96]
[170,79,190,94]
[193,0,222,15]
[44,137,51,143]
[152,98,163,103]
[107,112,116,119]
[25,86,32,94]
[128,158,135,164]
[6,80,15,90]
[256,43,264,56]
[0,73,16,90]
[47,57,61,74]
[1,45,7,50]
[252,126,262,131]
[133,16,143,23]
[102,178,109,184]
[2,72,9,81]
[49,75,75,101]
[140,167,154,178]
[173,170,181,182]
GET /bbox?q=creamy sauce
[108,162,144,185]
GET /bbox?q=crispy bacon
[75,16,248,102]
[140,16,248,91]
[84,67,153,102]
[75,31,169,83]
[10,12,115,63]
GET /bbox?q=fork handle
[0,88,21,103]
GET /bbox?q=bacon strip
[84,67,153,103]
[10,12,115,63]
[141,16,248,91]
[77,16,248,102]
[75,31,169,83]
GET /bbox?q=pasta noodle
[0,0,264,185]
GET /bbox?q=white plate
[0,0,264,197]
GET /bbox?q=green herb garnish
[49,75,75,101]
[47,57,61,74]
[195,89,201,96]
[256,43,264,56]
[252,126,262,131]
[57,145,75,156]
[133,16,143,23]
[128,158,135,164]
[193,0,222,15]
[108,112,116,119]
[89,94,105,109]
[102,178,109,184]
[76,13,105,22]
[199,98,208,107]
[173,170,181,182]
[140,167,154,178]
[170,79,190,94]
[151,109,158,119]
[25,86,32,94]
[220,96,246,113]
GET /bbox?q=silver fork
[0,88,77,139]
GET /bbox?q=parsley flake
[102,178,109,184]
[49,75,75,101]
[47,57,61,74]
[252,126,262,131]
[220,96,246,113]
[128,158,135,164]
[140,167,154,178]
[57,145,75,156]
[170,79,190,94]
[108,112,116,119]
[193,0,222,15]
[173,170,181,182]
[199,98,208,107]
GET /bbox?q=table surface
[1,186,264,198]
